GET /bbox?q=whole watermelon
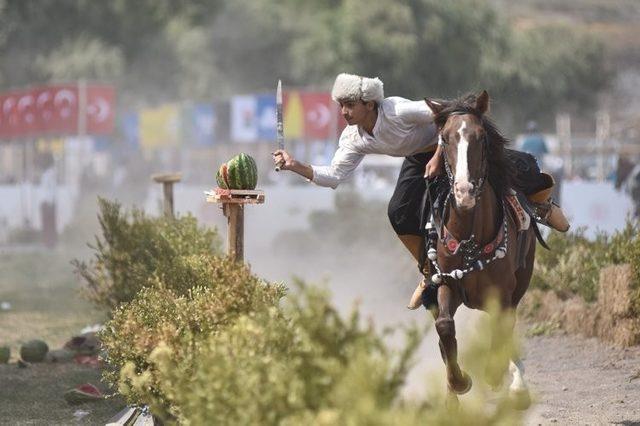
[226,153,258,190]
[20,339,49,363]
[0,346,9,363]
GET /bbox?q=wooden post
[152,173,182,218]
[556,113,572,178]
[595,111,610,182]
[223,204,244,261]
[205,189,265,263]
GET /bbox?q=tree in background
[0,0,610,127]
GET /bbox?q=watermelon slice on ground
[64,383,104,405]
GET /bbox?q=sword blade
[276,79,284,151]
[275,79,285,171]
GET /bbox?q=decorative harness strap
[441,215,505,261]
[425,198,508,284]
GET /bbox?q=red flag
[0,83,115,139]
[300,92,334,139]
[86,85,115,135]
[17,90,38,135]
[0,91,21,139]
[47,85,79,135]
[34,86,57,135]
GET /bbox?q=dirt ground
[0,362,124,425]
[252,245,640,426]
[524,331,640,426]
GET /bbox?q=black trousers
[387,149,546,236]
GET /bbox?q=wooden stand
[152,173,182,218]
[205,189,265,262]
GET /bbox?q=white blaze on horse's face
[454,120,476,210]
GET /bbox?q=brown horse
[424,91,536,406]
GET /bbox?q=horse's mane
[432,93,518,199]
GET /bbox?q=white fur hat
[331,73,384,103]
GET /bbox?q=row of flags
[122,91,345,150]
[0,84,115,139]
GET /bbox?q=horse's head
[427,91,490,211]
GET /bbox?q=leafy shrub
[72,198,221,311]
[532,221,640,303]
[100,256,285,416]
[112,281,525,425]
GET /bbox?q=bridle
[438,112,488,204]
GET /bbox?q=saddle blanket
[506,189,530,232]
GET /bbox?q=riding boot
[527,175,570,232]
[407,276,428,310]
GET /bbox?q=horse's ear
[476,90,490,115]
[425,98,445,115]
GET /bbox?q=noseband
[438,112,488,202]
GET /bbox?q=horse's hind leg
[435,284,471,394]
[509,357,531,410]
[508,236,535,409]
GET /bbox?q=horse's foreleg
[435,284,471,394]
[430,307,461,408]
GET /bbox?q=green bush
[72,198,221,311]
[532,221,640,304]
[100,256,285,416]
[111,280,525,425]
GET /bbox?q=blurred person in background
[273,73,569,310]
[520,120,548,165]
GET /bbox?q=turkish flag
[300,92,334,139]
[86,85,115,135]
[0,91,22,139]
[0,83,115,139]
[33,86,57,135]
[47,85,79,135]
[17,90,38,135]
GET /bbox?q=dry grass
[520,264,640,347]
[599,264,635,317]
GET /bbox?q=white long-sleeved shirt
[311,97,438,189]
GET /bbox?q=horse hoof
[509,388,531,410]
[445,392,460,411]
[449,372,473,395]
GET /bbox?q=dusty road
[524,332,640,425]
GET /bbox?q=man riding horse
[272,73,569,309]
